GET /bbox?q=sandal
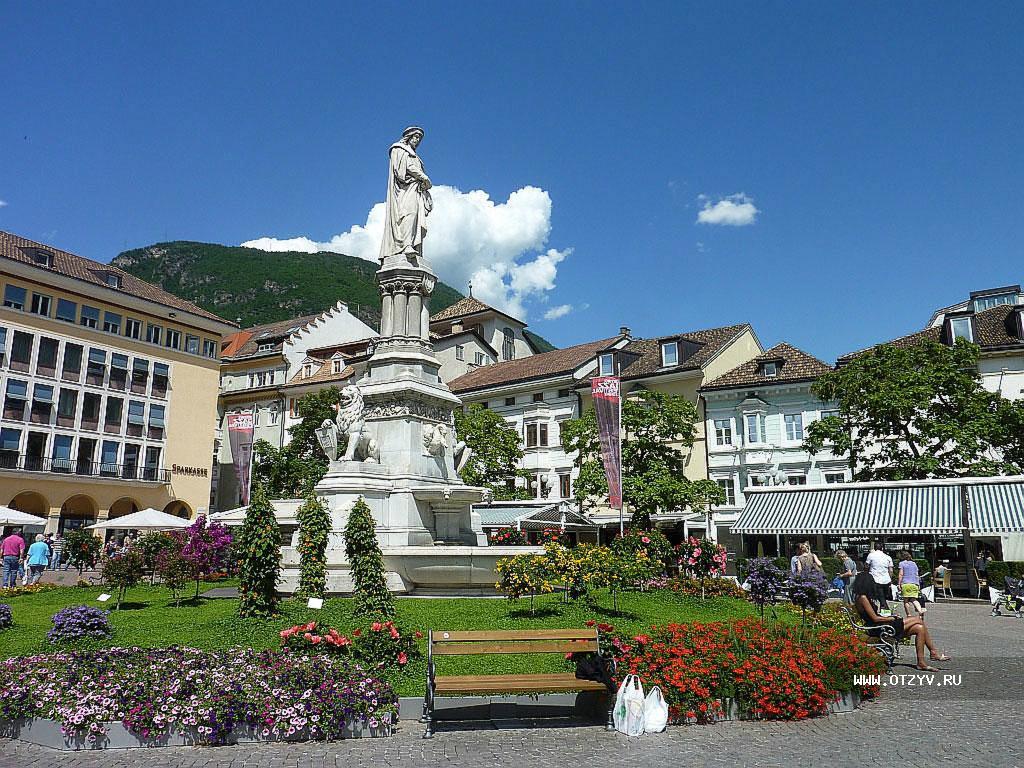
[930,653,951,662]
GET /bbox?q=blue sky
[2,2,1023,361]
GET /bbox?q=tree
[804,340,1012,480]
[344,497,394,617]
[253,387,339,497]
[136,532,177,585]
[100,549,145,610]
[64,529,102,574]
[453,405,532,500]
[296,490,332,599]
[237,482,281,617]
[175,515,233,600]
[560,389,707,528]
[155,547,194,608]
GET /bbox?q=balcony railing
[0,454,170,483]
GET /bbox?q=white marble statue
[378,126,432,266]
[321,385,380,463]
[422,423,449,457]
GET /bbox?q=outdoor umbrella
[86,507,191,531]
[0,506,48,527]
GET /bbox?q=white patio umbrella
[86,507,190,531]
[0,505,48,527]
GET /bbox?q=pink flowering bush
[168,515,233,600]
[0,647,396,745]
[280,620,421,670]
[676,537,729,599]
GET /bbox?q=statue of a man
[378,126,432,265]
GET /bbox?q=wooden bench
[840,604,899,670]
[424,628,614,737]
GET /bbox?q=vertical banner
[227,411,255,506]
[591,376,622,508]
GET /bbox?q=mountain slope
[112,242,465,329]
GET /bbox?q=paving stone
[1,602,1021,768]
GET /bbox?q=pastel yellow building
[0,231,236,534]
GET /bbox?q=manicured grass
[0,583,757,697]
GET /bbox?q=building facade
[700,342,848,550]
[212,303,376,511]
[0,231,235,533]
[429,296,537,382]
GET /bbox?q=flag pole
[617,356,624,537]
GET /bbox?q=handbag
[574,654,608,683]
[613,674,646,737]
[642,686,668,733]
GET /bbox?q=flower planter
[0,717,392,751]
[829,690,861,714]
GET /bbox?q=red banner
[591,376,622,508]
[227,411,255,506]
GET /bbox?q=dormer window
[257,343,274,352]
[333,359,343,374]
[599,353,615,377]
[31,249,54,268]
[303,363,313,378]
[104,272,122,289]
[761,361,778,378]
[660,341,678,367]
[949,316,973,343]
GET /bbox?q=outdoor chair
[971,568,988,599]
[937,570,953,599]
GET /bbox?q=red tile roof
[0,231,233,327]
[702,342,832,390]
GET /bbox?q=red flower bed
[614,619,885,723]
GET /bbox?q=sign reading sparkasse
[171,464,209,478]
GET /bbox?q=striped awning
[732,485,964,535]
[968,483,1024,533]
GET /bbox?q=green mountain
[111,241,465,329]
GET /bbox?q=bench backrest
[428,628,599,656]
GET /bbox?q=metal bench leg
[423,693,434,738]
[606,693,615,731]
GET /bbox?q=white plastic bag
[613,674,646,736]
[642,685,668,733]
[921,585,935,603]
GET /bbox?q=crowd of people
[0,528,135,588]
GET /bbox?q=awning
[476,503,597,530]
[732,485,964,535]
[968,482,1024,533]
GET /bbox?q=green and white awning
[732,485,964,535]
[967,482,1024,533]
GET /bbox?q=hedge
[986,561,1024,589]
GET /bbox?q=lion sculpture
[321,385,379,463]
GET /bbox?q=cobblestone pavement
[1,602,1021,768]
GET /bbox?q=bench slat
[431,629,597,643]
[432,640,598,655]
[434,673,607,694]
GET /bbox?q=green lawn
[0,583,757,696]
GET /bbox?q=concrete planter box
[0,716,392,751]
[829,690,862,714]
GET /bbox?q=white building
[701,343,847,550]
[212,302,376,511]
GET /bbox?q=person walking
[865,541,894,605]
[49,533,63,570]
[796,542,824,574]
[836,549,858,604]
[898,550,926,617]
[1,528,26,589]
[26,534,50,585]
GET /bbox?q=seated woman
[852,572,950,671]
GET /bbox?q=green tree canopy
[344,497,395,617]
[453,405,532,500]
[804,339,1015,480]
[253,386,339,498]
[560,389,721,528]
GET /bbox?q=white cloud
[543,303,573,320]
[696,193,759,226]
[242,185,568,320]
[0,200,7,208]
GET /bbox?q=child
[898,551,926,616]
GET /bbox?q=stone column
[407,289,422,341]
[392,288,408,336]
[380,285,394,337]
[420,302,431,341]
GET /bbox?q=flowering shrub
[677,536,728,577]
[344,497,394,617]
[538,527,568,545]
[745,557,787,618]
[64,529,102,574]
[0,583,61,598]
[295,492,331,599]
[136,531,177,580]
[494,553,552,613]
[155,547,196,607]
[615,619,884,723]
[100,549,146,610]
[238,483,282,618]
[0,604,11,630]
[776,602,855,632]
[789,568,829,620]
[488,527,527,546]
[47,606,112,643]
[0,647,396,745]
[666,576,746,600]
[611,528,674,572]
[174,514,234,600]
[280,620,421,670]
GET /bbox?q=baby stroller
[991,576,1024,618]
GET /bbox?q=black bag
[574,654,608,683]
